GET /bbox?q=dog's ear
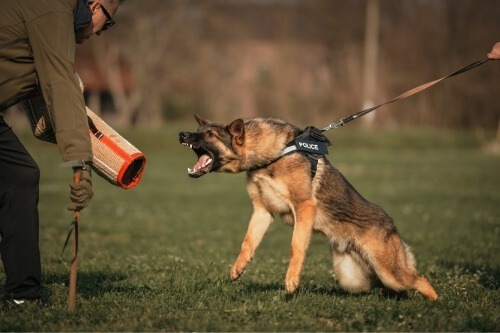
[194,114,210,127]
[228,119,245,146]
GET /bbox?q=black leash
[62,217,79,263]
[276,50,497,176]
[321,58,492,132]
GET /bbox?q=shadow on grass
[240,280,405,300]
[43,270,151,299]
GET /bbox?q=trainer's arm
[26,8,92,163]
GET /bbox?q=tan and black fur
[179,115,438,300]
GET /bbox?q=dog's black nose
[179,132,191,143]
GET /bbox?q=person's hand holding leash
[487,42,500,60]
[67,165,93,211]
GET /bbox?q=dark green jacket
[0,0,92,162]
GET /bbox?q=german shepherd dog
[179,115,438,300]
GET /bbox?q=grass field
[1,123,499,332]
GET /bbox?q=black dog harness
[248,126,331,178]
[280,126,331,178]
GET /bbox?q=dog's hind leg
[366,234,438,300]
[285,199,316,293]
[230,206,273,281]
[331,248,378,294]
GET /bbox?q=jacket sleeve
[25,10,92,163]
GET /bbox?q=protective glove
[67,167,93,211]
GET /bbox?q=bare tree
[360,0,380,128]
[75,0,500,129]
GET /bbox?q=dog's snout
[179,132,190,141]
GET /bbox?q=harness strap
[281,145,297,155]
[249,127,331,178]
[280,126,331,177]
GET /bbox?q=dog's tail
[402,242,417,270]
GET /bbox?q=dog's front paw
[231,255,253,281]
[285,277,300,294]
[230,265,244,281]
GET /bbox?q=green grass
[1,124,499,331]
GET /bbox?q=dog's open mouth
[181,143,214,178]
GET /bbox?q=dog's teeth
[203,158,213,167]
[189,144,193,149]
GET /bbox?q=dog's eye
[205,130,215,138]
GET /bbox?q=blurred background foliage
[8,0,500,130]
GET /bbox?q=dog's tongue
[188,154,212,177]
[194,154,210,171]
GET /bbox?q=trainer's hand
[67,168,93,211]
[487,42,500,60]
